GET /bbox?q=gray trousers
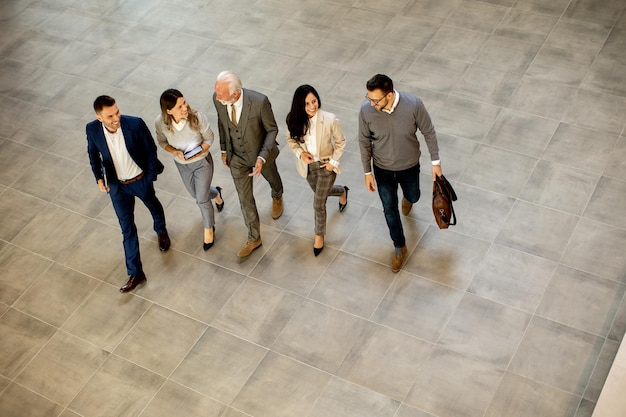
[230,153,283,241]
[306,161,344,236]
[175,155,219,229]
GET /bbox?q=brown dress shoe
[237,239,262,258]
[401,198,413,216]
[391,246,407,273]
[272,197,283,219]
[120,272,147,292]
[158,230,170,251]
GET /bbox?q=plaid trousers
[306,161,345,236]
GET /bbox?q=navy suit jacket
[86,115,164,185]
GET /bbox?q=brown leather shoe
[237,239,262,258]
[158,230,170,251]
[401,198,413,216]
[120,272,147,293]
[272,197,283,219]
[391,246,407,273]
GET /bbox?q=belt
[119,172,144,185]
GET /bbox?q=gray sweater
[358,92,439,173]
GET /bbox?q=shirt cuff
[257,156,266,163]
[431,160,441,166]
[329,158,338,168]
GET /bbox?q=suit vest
[228,120,247,157]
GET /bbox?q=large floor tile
[439,293,532,367]
[372,272,465,342]
[308,376,399,417]
[561,218,626,282]
[0,244,51,305]
[495,200,579,261]
[468,243,557,312]
[584,176,626,229]
[338,323,433,400]
[0,383,64,417]
[171,327,267,404]
[114,304,207,377]
[536,265,625,336]
[272,299,367,373]
[68,355,164,417]
[404,226,491,290]
[139,380,226,417]
[212,278,303,347]
[405,347,504,417]
[308,252,396,319]
[509,316,604,395]
[14,263,99,327]
[61,283,152,352]
[231,351,331,417]
[485,372,580,417]
[483,109,559,157]
[0,308,56,379]
[15,331,108,406]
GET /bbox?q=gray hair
[216,71,242,95]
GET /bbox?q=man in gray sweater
[358,74,443,272]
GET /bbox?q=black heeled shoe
[339,186,349,212]
[313,236,324,257]
[215,186,224,212]
[203,226,215,251]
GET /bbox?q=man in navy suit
[86,95,170,292]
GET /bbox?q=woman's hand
[321,162,334,171]
[301,152,315,164]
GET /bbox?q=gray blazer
[213,88,279,167]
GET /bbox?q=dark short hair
[366,74,393,93]
[93,95,116,113]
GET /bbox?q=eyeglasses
[366,92,390,105]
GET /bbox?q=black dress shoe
[215,186,224,212]
[339,186,349,212]
[313,245,324,257]
[120,272,146,293]
[203,226,215,251]
[158,230,170,251]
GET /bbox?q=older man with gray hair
[213,71,284,259]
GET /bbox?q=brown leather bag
[432,175,457,229]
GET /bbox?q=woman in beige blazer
[286,84,349,256]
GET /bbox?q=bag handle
[434,175,457,226]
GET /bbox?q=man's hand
[432,164,443,181]
[249,158,264,178]
[364,174,376,192]
[97,179,109,193]
[221,153,229,167]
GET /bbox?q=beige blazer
[286,110,346,177]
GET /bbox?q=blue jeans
[373,163,421,249]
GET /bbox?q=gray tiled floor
[1,0,626,416]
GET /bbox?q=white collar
[383,90,399,114]
[173,118,187,131]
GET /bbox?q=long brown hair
[159,89,200,132]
